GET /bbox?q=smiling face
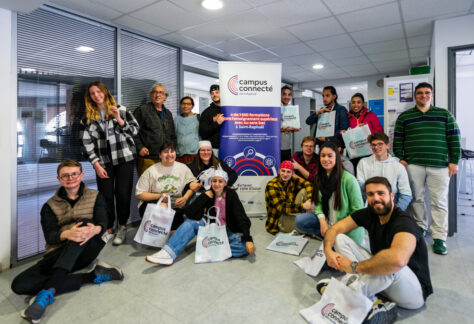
[211,176,226,196]
[180,98,194,115]
[159,147,176,166]
[150,85,167,107]
[279,168,293,183]
[415,87,433,108]
[89,85,106,108]
[210,90,220,104]
[301,140,316,157]
[322,89,337,107]
[370,139,390,160]
[57,166,83,191]
[320,147,336,173]
[350,96,364,114]
[366,183,394,216]
[281,88,292,106]
[199,146,213,164]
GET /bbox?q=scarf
[318,171,337,218]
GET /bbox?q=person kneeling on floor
[11,160,124,323]
[318,176,432,323]
[146,169,255,265]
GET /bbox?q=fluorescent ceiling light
[312,64,324,70]
[351,86,358,90]
[201,0,223,10]
[75,46,94,53]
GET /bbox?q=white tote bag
[316,110,336,138]
[342,124,373,159]
[294,243,327,277]
[134,195,175,247]
[266,232,308,256]
[300,277,372,324]
[195,207,232,264]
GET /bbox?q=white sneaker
[101,232,114,244]
[112,226,126,246]
[145,249,173,265]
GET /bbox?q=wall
[432,14,474,108]
[0,8,14,271]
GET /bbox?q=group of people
[11,80,460,324]
[266,82,460,322]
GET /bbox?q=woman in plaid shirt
[81,81,139,246]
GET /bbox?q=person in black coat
[145,169,254,265]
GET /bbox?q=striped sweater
[393,106,461,167]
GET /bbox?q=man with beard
[318,176,432,323]
[199,84,224,156]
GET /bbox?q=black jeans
[11,236,105,296]
[96,160,134,229]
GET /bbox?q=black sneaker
[363,299,397,324]
[316,278,331,295]
[93,262,124,284]
[20,288,55,323]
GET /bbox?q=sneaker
[112,226,126,246]
[101,231,114,244]
[20,288,55,323]
[145,249,173,265]
[419,227,427,237]
[93,262,124,284]
[316,278,331,295]
[363,299,397,324]
[433,239,447,255]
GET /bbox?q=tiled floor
[1,206,474,324]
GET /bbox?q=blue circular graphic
[224,156,236,168]
[264,156,276,168]
[243,146,256,159]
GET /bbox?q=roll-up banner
[219,62,282,215]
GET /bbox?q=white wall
[432,14,474,108]
[0,8,14,272]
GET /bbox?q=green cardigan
[314,171,365,244]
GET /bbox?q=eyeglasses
[302,144,314,148]
[371,143,385,148]
[151,90,166,96]
[59,172,81,180]
[181,102,193,106]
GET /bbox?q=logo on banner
[321,303,349,324]
[224,147,277,176]
[228,75,239,95]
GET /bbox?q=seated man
[357,132,412,210]
[265,161,313,234]
[319,176,432,322]
[291,136,318,183]
[11,160,124,323]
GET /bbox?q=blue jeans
[295,212,322,236]
[163,218,248,260]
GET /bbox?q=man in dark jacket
[199,84,224,156]
[134,83,177,176]
[12,160,123,323]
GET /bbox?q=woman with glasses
[343,93,383,173]
[81,81,139,246]
[174,96,200,164]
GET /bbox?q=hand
[246,242,255,255]
[317,137,325,142]
[291,160,302,171]
[216,114,225,125]
[281,126,291,132]
[110,106,121,120]
[94,162,109,179]
[189,182,202,192]
[139,147,150,157]
[448,163,458,177]
[325,250,342,270]
[63,222,84,242]
[340,129,346,134]
[175,197,187,208]
[205,190,214,199]
[400,160,408,168]
[78,223,99,246]
[160,193,169,204]
[302,199,314,211]
[335,255,352,273]
[317,108,330,115]
[320,219,329,237]
[291,127,301,132]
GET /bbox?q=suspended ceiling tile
[180,23,235,44]
[53,0,123,20]
[160,32,207,49]
[408,47,430,57]
[306,34,355,52]
[217,10,276,38]
[337,2,401,32]
[234,49,278,61]
[331,55,370,67]
[323,0,394,15]
[114,15,169,37]
[400,0,473,21]
[257,0,331,27]
[368,50,409,63]
[246,29,299,48]
[320,46,363,60]
[407,34,432,49]
[286,17,345,41]
[360,38,406,55]
[90,0,156,14]
[170,0,253,20]
[341,63,378,73]
[351,24,404,45]
[270,42,315,58]
[214,38,262,54]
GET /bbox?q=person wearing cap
[133,83,177,177]
[146,169,254,265]
[199,84,223,156]
[185,141,238,196]
[264,161,313,234]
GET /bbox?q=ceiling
[4,0,474,83]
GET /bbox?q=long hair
[195,147,220,171]
[312,142,344,211]
[84,81,116,124]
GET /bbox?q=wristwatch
[351,261,359,274]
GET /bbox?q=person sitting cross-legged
[11,160,123,324]
[317,176,433,323]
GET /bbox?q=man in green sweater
[393,82,461,255]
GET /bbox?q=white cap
[211,168,228,183]
[198,140,212,149]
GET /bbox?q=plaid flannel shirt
[291,152,318,183]
[81,106,139,166]
[265,176,313,234]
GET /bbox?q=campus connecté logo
[144,220,151,232]
[228,75,239,95]
[321,303,349,324]
[202,236,225,248]
[227,74,274,96]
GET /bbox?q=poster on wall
[219,62,282,215]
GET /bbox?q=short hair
[351,92,365,103]
[323,85,338,102]
[367,132,389,144]
[209,84,219,93]
[301,136,316,146]
[281,85,292,93]
[365,176,392,193]
[150,83,168,96]
[414,82,433,93]
[180,96,194,107]
[57,160,82,175]
[159,140,176,153]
